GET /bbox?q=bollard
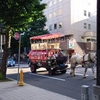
[92,84,100,100]
[18,70,24,86]
[81,85,89,100]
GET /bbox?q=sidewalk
[0,81,76,100]
[2,66,77,100]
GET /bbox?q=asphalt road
[7,64,96,100]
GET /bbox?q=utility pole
[92,1,100,100]
[97,0,100,86]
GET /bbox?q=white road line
[29,73,65,81]
[66,72,89,76]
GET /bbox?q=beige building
[41,0,97,56]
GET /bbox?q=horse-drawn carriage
[28,33,68,75]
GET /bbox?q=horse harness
[82,53,93,63]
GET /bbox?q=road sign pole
[17,34,21,84]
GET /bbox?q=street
[7,64,96,100]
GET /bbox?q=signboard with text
[69,40,74,49]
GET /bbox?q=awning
[30,33,62,40]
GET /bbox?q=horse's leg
[70,67,73,75]
[70,64,74,75]
[70,67,74,75]
[73,67,76,76]
[91,65,96,79]
[83,67,88,78]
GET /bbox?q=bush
[0,72,5,80]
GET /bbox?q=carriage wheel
[48,69,55,75]
[61,69,66,74]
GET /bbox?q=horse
[70,52,96,79]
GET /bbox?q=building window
[58,9,62,15]
[87,38,96,42]
[88,24,91,29]
[49,13,52,19]
[45,15,48,19]
[59,0,62,2]
[49,25,52,31]
[49,1,52,7]
[84,23,87,28]
[54,12,57,17]
[88,12,91,17]
[84,10,86,16]
[54,0,57,4]
[59,22,62,28]
[54,23,57,29]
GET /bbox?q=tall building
[41,0,97,55]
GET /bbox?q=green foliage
[21,16,49,50]
[0,72,5,80]
[0,0,46,33]
[0,0,47,77]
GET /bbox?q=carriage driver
[51,52,57,66]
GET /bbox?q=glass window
[88,24,91,29]
[54,12,57,17]
[58,9,62,15]
[54,0,57,4]
[84,23,87,28]
[49,25,52,31]
[84,10,86,16]
[87,38,96,42]
[45,15,48,19]
[59,22,62,28]
[88,12,91,17]
[87,39,91,42]
[54,23,57,29]
[49,1,52,7]
[49,13,52,19]
[59,0,62,2]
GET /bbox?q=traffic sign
[14,32,19,40]
[69,40,74,49]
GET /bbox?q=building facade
[41,0,97,55]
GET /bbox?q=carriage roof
[30,33,62,40]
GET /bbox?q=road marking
[29,73,65,81]
[66,72,89,76]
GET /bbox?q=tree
[21,16,49,51]
[0,0,46,78]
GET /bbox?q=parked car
[7,58,16,67]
